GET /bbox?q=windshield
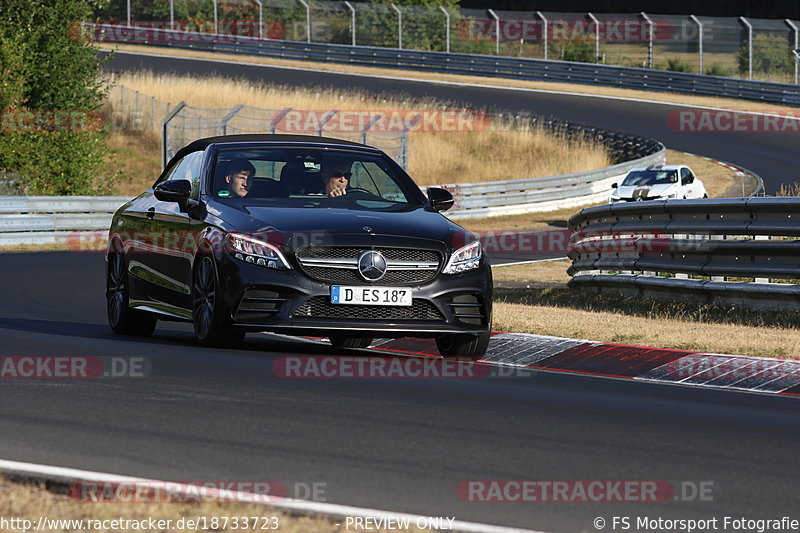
[621,169,678,186]
[210,147,419,210]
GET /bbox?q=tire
[436,333,490,358]
[106,240,157,336]
[192,255,245,348]
[703,193,708,198]
[329,335,373,349]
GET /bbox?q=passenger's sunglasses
[327,171,352,179]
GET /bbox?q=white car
[609,165,708,204]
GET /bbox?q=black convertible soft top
[171,134,379,164]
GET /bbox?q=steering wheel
[346,187,374,195]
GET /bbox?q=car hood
[614,183,677,199]
[223,204,474,251]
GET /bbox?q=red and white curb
[368,333,800,397]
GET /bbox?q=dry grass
[109,71,611,189]
[106,131,162,197]
[492,259,572,284]
[492,299,800,358]
[103,43,800,115]
[0,477,426,533]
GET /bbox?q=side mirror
[154,179,192,203]
[611,183,618,189]
[427,187,454,212]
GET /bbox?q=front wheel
[106,242,157,336]
[192,255,245,348]
[436,333,490,358]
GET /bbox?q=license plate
[331,286,412,306]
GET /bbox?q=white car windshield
[621,170,678,186]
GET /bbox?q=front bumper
[215,251,492,338]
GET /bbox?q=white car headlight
[443,240,482,274]
[226,233,291,270]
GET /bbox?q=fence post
[391,3,402,49]
[344,1,356,46]
[170,0,174,30]
[162,101,186,169]
[641,12,654,69]
[221,105,244,136]
[297,0,311,42]
[439,6,450,53]
[254,0,263,39]
[536,11,547,60]
[787,20,799,85]
[690,15,703,74]
[487,9,500,55]
[126,0,131,26]
[587,13,600,62]
[740,17,753,80]
[213,0,218,33]
[317,110,339,136]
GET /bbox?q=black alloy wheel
[106,240,157,336]
[192,255,245,347]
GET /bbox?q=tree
[0,0,112,195]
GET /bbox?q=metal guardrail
[89,23,800,107]
[567,197,800,310]
[0,197,128,246]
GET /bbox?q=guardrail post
[488,9,500,55]
[297,0,311,43]
[439,6,450,53]
[689,15,703,74]
[162,101,186,169]
[536,11,548,60]
[391,3,402,49]
[587,13,601,62]
[345,1,356,46]
[740,17,753,80]
[787,20,799,84]
[641,12,654,69]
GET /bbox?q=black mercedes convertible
[105,134,492,356]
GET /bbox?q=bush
[705,62,732,77]
[737,34,793,75]
[0,0,112,196]
[0,131,115,196]
[558,39,597,63]
[664,57,694,73]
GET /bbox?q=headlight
[226,233,291,270]
[443,240,482,274]
[609,196,620,204]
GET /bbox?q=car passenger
[320,160,353,197]
[224,159,256,198]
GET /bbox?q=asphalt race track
[1,252,800,532]
[2,52,799,532]
[104,50,800,194]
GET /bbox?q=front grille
[297,247,439,262]
[295,247,442,285]
[293,297,444,321]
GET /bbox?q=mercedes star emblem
[357,251,387,281]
